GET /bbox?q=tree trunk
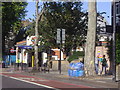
[84,0,97,76]
[33,1,45,71]
[33,1,39,71]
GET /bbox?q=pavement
[1,66,120,89]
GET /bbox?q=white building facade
[116,1,120,26]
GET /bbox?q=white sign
[26,36,36,46]
[57,29,65,44]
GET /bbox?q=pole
[59,29,62,74]
[9,49,11,66]
[112,0,116,81]
[34,0,40,70]
[32,56,34,67]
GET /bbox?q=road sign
[57,29,65,44]
[18,46,32,49]
[56,28,66,74]
[10,48,16,53]
[57,29,61,44]
[62,29,65,41]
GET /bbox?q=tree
[41,2,87,56]
[2,2,28,55]
[84,0,97,76]
[33,1,44,71]
[116,33,120,65]
[26,2,88,68]
[26,2,87,53]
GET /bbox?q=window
[116,4,119,14]
[119,3,120,14]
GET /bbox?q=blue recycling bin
[68,69,73,77]
[68,62,84,77]
[76,70,84,77]
[72,70,77,77]
[68,69,84,77]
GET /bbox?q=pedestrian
[95,55,99,74]
[100,55,107,75]
[16,58,20,70]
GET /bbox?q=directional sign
[57,29,61,44]
[62,29,65,43]
[62,29,65,41]
[57,29,65,44]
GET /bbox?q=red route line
[1,73,47,80]
[1,73,93,88]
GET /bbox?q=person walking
[100,55,107,75]
[16,58,20,70]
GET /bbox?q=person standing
[95,55,99,74]
[100,55,107,75]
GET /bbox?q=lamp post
[112,0,116,81]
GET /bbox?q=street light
[112,0,116,81]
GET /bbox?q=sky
[25,1,112,25]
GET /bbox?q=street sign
[57,29,65,44]
[56,28,66,74]
[57,29,61,44]
[10,48,16,53]
[18,46,32,49]
[62,29,65,41]
[62,29,65,43]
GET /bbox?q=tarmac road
[0,71,119,89]
[1,73,92,89]
[2,76,55,89]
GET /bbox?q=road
[1,73,92,89]
[1,72,118,89]
[2,76,55,89]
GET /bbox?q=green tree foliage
[2,2,28,54]
[2,2,28,35]
[116,33,120,65]
[68,51,84,62]
[44,2,87,55]
[26,2,87,55]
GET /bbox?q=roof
[16,40,26,46]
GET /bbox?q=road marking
[96,81,106,83]
[2,75,59,90]
[18,77,49,81]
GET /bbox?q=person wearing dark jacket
[100,55,107,75]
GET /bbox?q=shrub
[68,51,84,62]
[116,34,120,65]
